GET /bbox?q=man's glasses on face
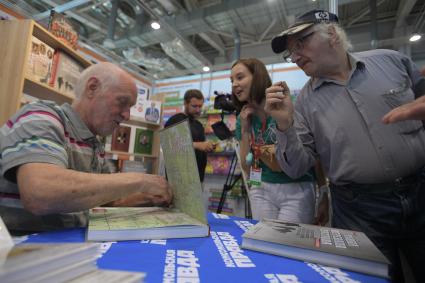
[283,31,316,63]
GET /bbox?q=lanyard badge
[249,122,266,186]
[249,144,262,186]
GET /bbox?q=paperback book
[87,120,209,241]
[49,50,84,97]
[67,269,146,283]
[0,243,100,283]
[111,125,131,152]
[130,100,161,124]
[241,219,390,278]
[26,36,54,84]
[133,128,154,155]
[143,100,161,124]
[47,10,79,49]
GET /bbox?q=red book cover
[47,10,79,49]
[49,50,84,97]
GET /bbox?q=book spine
[49,50,61,87]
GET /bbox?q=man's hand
[382,95,425,124]
[145,175,173,206]
[109,175,173,207]
[194,141,216,152]
[264,81,294,131]
[313,190,329,226]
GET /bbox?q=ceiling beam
[37,0,106,34]
[33,0,92,20]
[136,0,211,66]
[258,19,277,43]
[199,32,226,55]
[395,0,417,29]
[181,0,226,58]
[345,0,387,27]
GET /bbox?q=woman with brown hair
[231,58,322,223]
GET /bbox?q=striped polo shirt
[0,100,110,232]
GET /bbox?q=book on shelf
[130,99,161,124]
[26,36,54,84]
[241,219,390,278]
[206,155,231,175]
[143,100,161,124]
[47,10,79,49]
[121,159,150,173]
[133,128,154,155]
[0,243,100,283]
[49,50,84,97]
[111,125,131,152]
[130,96,147,120]
[86,120,209,241]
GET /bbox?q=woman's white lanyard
[249,119,266,186]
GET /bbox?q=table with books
[21,213,389,283]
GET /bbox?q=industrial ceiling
[1,0,425,80]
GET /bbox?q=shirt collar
[61,103,96,140]
[310,52,366,90]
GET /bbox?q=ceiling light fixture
[409,4,425,43]
[151,21,161,30]
[202,66,210,72]
[409,33,422,42]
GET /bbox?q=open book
[241,219,390,278]
[87,120,209,241]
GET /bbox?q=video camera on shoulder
[212,91,235,140]
[213,91,236,113]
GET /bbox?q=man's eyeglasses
[283,31,315,63]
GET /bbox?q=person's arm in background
[236,105,254,176]
[313,161,329,226]
[16,163,172,215]
[382,58,425,123]
[165,113,215,152]
[193,141,215,152]
[382,96,425,123]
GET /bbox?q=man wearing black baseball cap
[271,9,339,56]
[265,9,425,282]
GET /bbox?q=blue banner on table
[23,213,389,283]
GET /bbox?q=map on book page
[159,120,207,224]
[89,207,205,231]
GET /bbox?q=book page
[159,120,207,224]
[89,207,204,231]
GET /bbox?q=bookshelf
[0,19,161,174]
[105,116,162,174]
[0,19,91,125]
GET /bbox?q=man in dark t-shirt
[164,89,215,182]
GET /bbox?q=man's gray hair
[74,62,121,101]
[314,22,353,52]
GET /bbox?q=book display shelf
[105,119,161,175]
[0,19,91,125]
[0,19,161,174]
